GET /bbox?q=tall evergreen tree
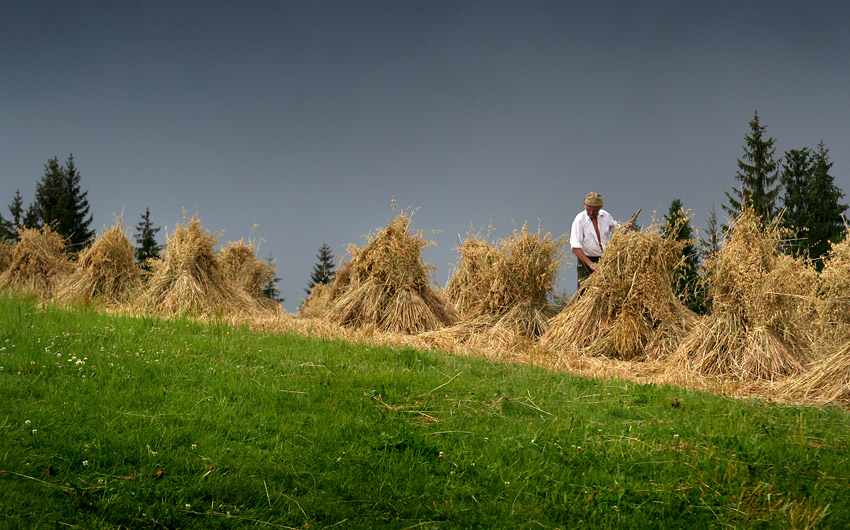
[60,154,95,250]
[305,242,335,295]
[9,189,24,228]
[723,111,781,221]
[781,142,847,270]
[261,252,284,303]
[0,212,13,241]
[28,154,94,250]
[133,208,163,270]
[662,199,705,313]
[701,203,721,260]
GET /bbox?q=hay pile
[137,216,270,318]
[299,283,333,318]
[781,341,850,405]
[437,224,563,351]
[670,209,818,380]
[814,230,850,335]
[55,222,141,305]
[541,222,697,361]
[0,239,12,273]
[324,212,456,334]
[0,225,72,298]
[219,239,279,310]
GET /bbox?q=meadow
[3,293,849,529]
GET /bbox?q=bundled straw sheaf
[0,239,12,273]
[299,283,333,319]
[325,212,456,334]
[437,224,563,352]
[670,208,818,380]
[219,239,279,310]
[541,221,697,361]
[781,341,850,405]
[0,225,72,298]
[138,216,271,318]
[815,230,850,334]
[55,222,141,305]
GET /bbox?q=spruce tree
[781,142,847,270]
[305,242,335,295]
[133,208,163,270]
[0,212,13,241]
[28,154,94,250]
[723,111,781,221]
[701,203,721,260]
[9,189,25,240]
[662,199,705,313]
[261,252,284,303]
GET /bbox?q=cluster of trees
[663,111,847,312]
[0,154,285,303]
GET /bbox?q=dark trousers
[577,256,600,290]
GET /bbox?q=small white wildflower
[32,429,37,435]
[191,444,197,450]
[438,451,444,458]
[82,460,88,467]
[25,420,31,425]
[185,504,191,510]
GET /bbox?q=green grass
[2,293,849,529]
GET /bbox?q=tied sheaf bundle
[670,208,818,380]
[137,216,274,318]
[814,229,850,335]
[781,341,850,405]
[540,220,697,361]
[55,222,142,305]
[0,239,12,273]
[323,212,457,334]
[299,283,333,319]
[218,238,279,310]
[437,224,564,351]
[0,225,72,298]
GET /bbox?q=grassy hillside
[2,293,849,529]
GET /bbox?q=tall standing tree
[723,111,781,222]
[662,199,705,313]
[28,154,94,250]
[305,242,335,295]
[261,252,284,303]
[701,203,721,260]
[781,142,847,269]
[133,208,163,270]
[0,212,13,241]
[9,189,25,239]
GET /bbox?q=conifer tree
[0,212,13,241]
[60,154,95,250]
[781,142,847,269]
[28,154,94,250]
[261,252,284,303]
[9,189,25,240]
[133,208,163,270]
[662,199,705,313]
[723,111,781,221]
[305,242,335,295]
[701,203,721,260]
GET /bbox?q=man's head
[584,192,603,219]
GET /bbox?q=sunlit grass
[2,293,848,529]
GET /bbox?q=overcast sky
[3,1,849,311]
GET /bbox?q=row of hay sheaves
[1,209,848,405]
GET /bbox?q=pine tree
[701,203,721,260]
[723,111,781,221]
[662,199,705,313]
[133,208,163,270]
[0,212,13,241]
[9,189,25,238]
[305,242,335,295]
[261,252,284,303]
[781,142,847,270]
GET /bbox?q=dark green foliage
[3,189,26,242]
[261,252,284,302]
[133,207,162,270]
[0,212,13,242]
[306,242,335,295]
[663,199,706,313]
[701,203,721,260]
[27,154,95,250]
[781,142,847,270]
[724,111,781,222]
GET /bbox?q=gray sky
[3,1,849,311]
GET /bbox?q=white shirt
[570,209,619,258]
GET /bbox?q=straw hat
[584,192,603,207]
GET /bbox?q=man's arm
[572,247,596,271]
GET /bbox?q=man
[570,192,634,289]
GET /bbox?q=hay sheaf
[0,225,72,298]
[324,212,456,334]
[299,283,333,319]
[55,223,141,305]
[219,239,279,310]
[0,239,12,272]
[815,231,850,336]
[541,222,697,361]
[670,209,818,380]
[780,340,850,405]
[137,216,273,318]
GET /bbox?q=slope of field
[2,293,849,529]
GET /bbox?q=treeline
[661,111,847,312]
